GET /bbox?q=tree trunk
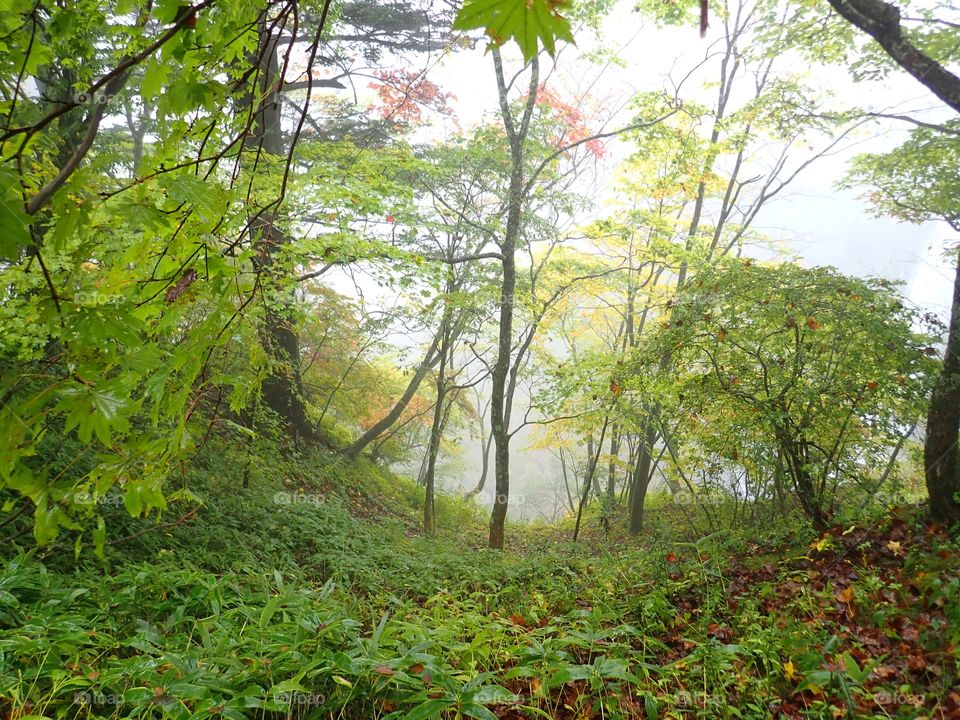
[607,425,620,501]
[784,438,828,530]
[629,420,659,533]
[423,295,453,535]
[466,430,492,499]
[488,229,516,549]
[925,255,960,524]
[574,418,610,541]
[343,330,442,459]
[247,23,315,443]
[487,51,538,550]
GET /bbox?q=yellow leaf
[836,585,855,604]
[810,536,831,553]
[784,659,797,681]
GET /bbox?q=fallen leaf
[836,586,855,604]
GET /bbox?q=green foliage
[844,121,960,227]
[627,260,938,526]
[3,492,957,719]
[454,0,575,61]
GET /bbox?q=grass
[1,442,958,719]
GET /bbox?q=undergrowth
[1,442,958,719]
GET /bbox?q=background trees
[633,261,936,529]
[0,0,957,552]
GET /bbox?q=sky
[426,1,957,323]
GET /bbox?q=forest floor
[1,445,958,720]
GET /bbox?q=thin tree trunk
[925,255,960,524]
[343,330,442,459]
[488,51,539,550]
[466,429,493,499]
[559,447,577,513]
[607,425,620,501]
[574,417,610,541]
[423,287,454,535]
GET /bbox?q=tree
[820,0,960,113]
[845,124,960,523]
[561,0,856,533]
[634,260,936,529]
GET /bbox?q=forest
[1,0,959,718]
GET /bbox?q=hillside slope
[1,441,958,720]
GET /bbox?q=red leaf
[165,269,198,304]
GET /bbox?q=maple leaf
[886,540,904,555]
[784,659,798,681]
[453,0,576,62]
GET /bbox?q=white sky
[424,1,958,324]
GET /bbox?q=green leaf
[0,167,32,261]
[260,595,280,628]
[453,0,575,62]
[644,693,659,720]
[404,698,455,720]
[460,703,499,720]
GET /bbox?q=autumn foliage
[368,69,455,125]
